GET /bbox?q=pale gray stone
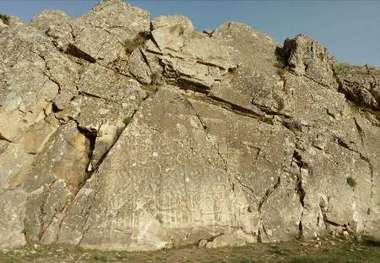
[0,189,27,248]
[283,34,337,87]
[0,0,379,252]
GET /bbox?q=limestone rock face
[334,64,380,110]
[0,0,379,251]
[283,34,337,87]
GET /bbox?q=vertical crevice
[353,117,365,146]
[257,228,262,243]
[292,150,307,239]
[76,125,97,174]
[258,177,281,212]
[319,198,329,231]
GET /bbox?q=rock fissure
[32,51,63,95]
[257,177,281,213]
[318,200,329,230]
[334,136,372,168]
[291,150,307,239]
[234,176,261,205]
[36,179,58,242]
[0,133,13,143]
[186,98,229,170]
[353,117,365,146]
[208,95,268,120]
[41,193,72,244]
[65,44,96,63]
[171,85,284,128]
[302,70,336,90]
[319,199,352,232]
[76,124,97,173]
[77,91,112,103]
[76,181,100,247]
[198,233,225,247]
[78,85,155,180]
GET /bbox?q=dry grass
[0,239,379,263]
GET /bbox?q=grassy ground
[0,239,379,263]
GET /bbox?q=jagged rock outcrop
[0,0,379,251]
[334,64,380,110]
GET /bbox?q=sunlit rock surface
[0,0,379,251]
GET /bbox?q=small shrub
[261,117,274,125]
[346,176,357,188]
[92,254,109,262]
[276,66,288,79]
[235,259,256,263]
[273,92,285,111]
[0,13,10,25]
[349,103,362,114]
[274,61,285,69]
[124,39,138,54]
[289,257,323,263]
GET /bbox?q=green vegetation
[273,61,285,69]
[276,67,288,80]
[273,56,288,79]
[0,13,10,25]
[234,260,257,263]
[349,103,363,114]
[273,92,285,111]
[261,117,274,125]
[346,176,357,188]
[0,240,379,263]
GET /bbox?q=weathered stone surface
[283,34,337,87]
[334,63,380,110]
[0,0,379,252]
[203,229,256,249]
[210,22,285,115]
[139,16,237,90]
[0,26,59,142]
[0,189,27,248]
[31,0,150,65]
[189,97,301,242]
[0,20,7,31]
[0,116,59,190]
[23,121,90,244]
[71,0,149,65]
[31,10,70,33]
[58,87,253,250]
[74,63,147,170]
[128,48,152,84]
[152,16,194,32]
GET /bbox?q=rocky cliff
[0,0,379,251]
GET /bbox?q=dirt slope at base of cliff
[1,239,380,263]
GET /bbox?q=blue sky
[0,0,379,66]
